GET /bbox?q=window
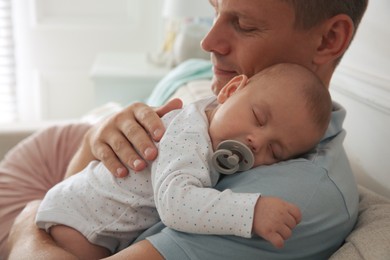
[0,0,17,123]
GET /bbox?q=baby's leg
[51,225,110,260]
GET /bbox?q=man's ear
[217,75,249,103]
[313,14,354,65]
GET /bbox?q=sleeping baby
[36,63,331,259]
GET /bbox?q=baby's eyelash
[252,109,262,126]
[268,144,276,159]
[253,108,266,127]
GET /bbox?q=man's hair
[300,70,332,138]
[283,0,368,34]
[282,0,368,64]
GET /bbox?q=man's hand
[252,196,302,249]
[85,99,183,177]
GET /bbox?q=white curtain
[0,0,17,123]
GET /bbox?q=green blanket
[147,59,213,106]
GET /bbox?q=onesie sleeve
[152,109,260,238]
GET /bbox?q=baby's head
[208,63,332,166]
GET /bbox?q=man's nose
[201,19,230,55]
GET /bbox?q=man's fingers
[92,102,163,174]
[94,141,129,177]
[120,117,158,161]
[156,98,183,118]
[89,99,181,176]
[134,103,166,139]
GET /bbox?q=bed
[0,60,390,259]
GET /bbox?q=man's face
[202,0,319,94]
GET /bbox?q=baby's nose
[247,136,263,153]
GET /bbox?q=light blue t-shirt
[135,60,358,259]
[137,102,359,260]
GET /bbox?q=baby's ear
[217,75,249,103]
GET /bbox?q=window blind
[0,0,17,123]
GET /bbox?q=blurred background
[1,0,388,124]
[0,0,213,123]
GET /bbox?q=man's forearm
[6,201,163,260]
[7,230,78,260]
[6,201,78,260]
[64,135,96,179]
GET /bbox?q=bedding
[146,59,213,106]
[0,123,91,256]
[1,59,390,258]
[330,186,390,259]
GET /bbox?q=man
[5,0,368,259]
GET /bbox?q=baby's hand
[252,196,302,249]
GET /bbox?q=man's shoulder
[144,131,359,260]
[216,128,358,212]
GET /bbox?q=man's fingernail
[144,147,154,158]
[133,159,143,170]
[116,167,126,177]
[153,129,163,138]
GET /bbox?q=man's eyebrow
[229,9,269,28]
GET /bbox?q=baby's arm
[153,124,258,238]
[253,196,302,248]
[153,135,301,247]
[154,156,301,248]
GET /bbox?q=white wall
[330,0,390,198]
[12,0,164,121]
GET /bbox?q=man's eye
[234,19,256,33]
[239,26,255,33]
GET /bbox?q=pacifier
[211,140,254,175]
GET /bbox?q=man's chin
[211,76,228,95]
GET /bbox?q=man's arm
[64,136,97,179]
[6,201,163,260]
[105,240,163,260]
[6,201,78,260]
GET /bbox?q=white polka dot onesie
[36,97,260,253]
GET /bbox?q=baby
[36,63,332,259]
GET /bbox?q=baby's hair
[299,69,332,137]
[254,63,332,137]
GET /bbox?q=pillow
[330,185,390,259]
[0,123,91,256]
